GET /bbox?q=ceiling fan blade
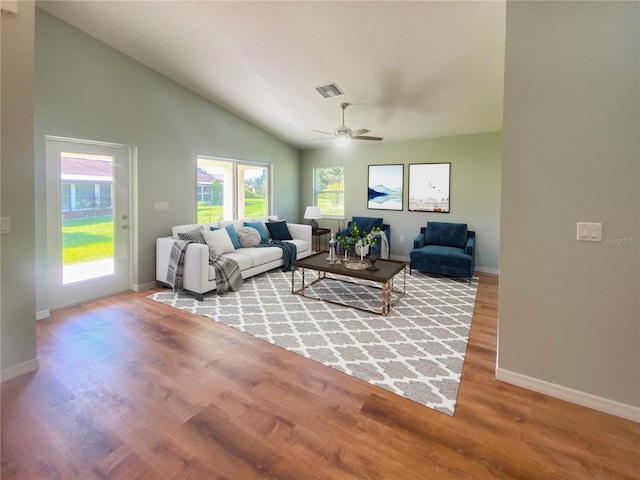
[312,129,334,136]
[352,135,383,141]
[352,129,370,136]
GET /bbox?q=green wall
[1,1,38,378]
[33,9,301,310]
[500,1,639,409]
[301,132,502,271]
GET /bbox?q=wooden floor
[2,273,638,479]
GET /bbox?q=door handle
[122,225,129,230]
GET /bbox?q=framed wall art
[408,163,451,213]
[367,164,404,211]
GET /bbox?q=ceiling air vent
[315,83,345,99]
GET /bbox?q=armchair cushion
[351,216,383,233]
[424,222,468,249]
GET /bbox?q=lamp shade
[304,206,322,220]
[303,206,322,230]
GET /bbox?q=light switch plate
[1,217,11,234]
[576,222,602,242]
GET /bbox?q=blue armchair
[410,222,475,279]
[338,216,391,258]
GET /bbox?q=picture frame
[408,163,451,213]
[367,164,404,211]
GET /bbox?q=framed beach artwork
[408,163,451,213]
[367,164,404,211]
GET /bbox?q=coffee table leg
[382,280,391,316]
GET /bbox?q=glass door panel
[46,138,131,310]
[60,152,115,284]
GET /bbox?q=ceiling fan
[314,102,383,146]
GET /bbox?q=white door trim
[45,136,133,310]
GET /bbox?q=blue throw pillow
[211,224,241,249]
[266,220,293,241]
[351,216,383,234]
[424,222,468,249]
[243,221,268,242]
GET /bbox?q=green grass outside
[317,192,344,217]
[62,216,113,266]
[197,197,266,224]
[62,198,268,265]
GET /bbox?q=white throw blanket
[378,231,390,259]
[354,231,390,259]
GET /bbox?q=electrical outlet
[400,235,405,242]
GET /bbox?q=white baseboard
[496,368,640,423]
[131,281,157,292]
[36,309,50,321]
[1,358,40,382]
[475,266,499,275]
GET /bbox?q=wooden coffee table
[291,253,406,316]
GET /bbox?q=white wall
[33,9,301,310]
[301,132,502,271]
[500,1,639,411]
[1,1,39,377]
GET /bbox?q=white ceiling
[37,1,506,150]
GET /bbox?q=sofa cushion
[236,226,262,247]
[411,245,472,268]
[237,246,282,265]
[177,228,206,244]
[211,224,241,249]
[266,220,293,241]
[424,222,468,249]
[351,216,383,234]
[243,221,269,242]
[202,228,236,255]
[286,239,308,257]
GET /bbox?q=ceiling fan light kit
[314,102,383,146]
[334,134,352,148]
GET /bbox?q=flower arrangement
[337,222,382,261]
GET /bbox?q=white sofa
[156,216,312,300]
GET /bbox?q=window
[314,166,345,217]
[197,156,270,223]
[61,183,72,212]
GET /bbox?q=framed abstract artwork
[408,163,451,213]
[367,164,404,211]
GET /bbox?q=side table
[311,228,331,253]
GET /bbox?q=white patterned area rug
[148,269,479,416]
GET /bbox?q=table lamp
[304,206,322,230]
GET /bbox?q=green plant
[337,222,382,252]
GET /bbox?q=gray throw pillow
[236,226,261,248]
[177,228,206,244]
